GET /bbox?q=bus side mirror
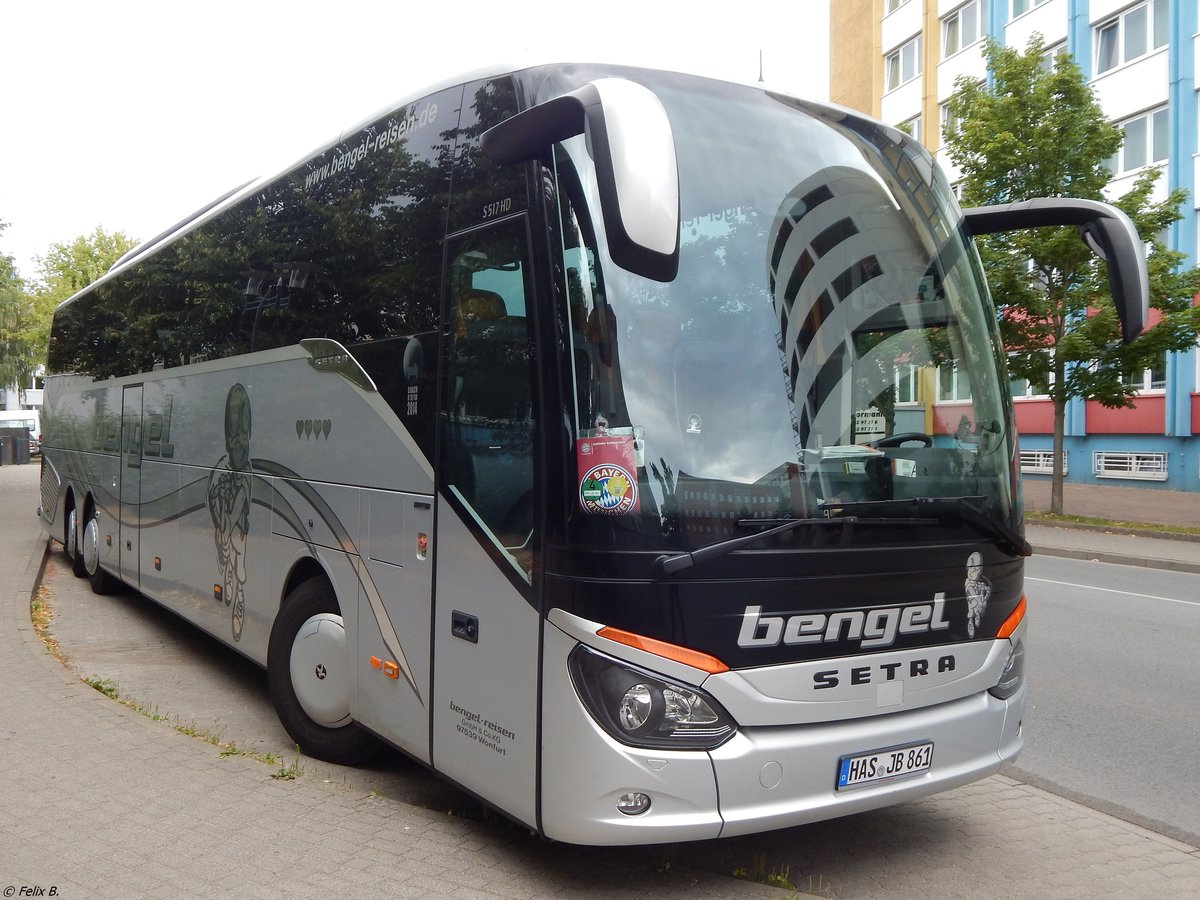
[482,78,680,282]
[962,198,1149,344]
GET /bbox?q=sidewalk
[4,461,1200,898]
[1023,478,1200,574]
[0,463,781,900]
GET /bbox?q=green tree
[945,38,1200,514]
[32,226,138,374]
[0,225,138,390]
[1,219,43,390]
[37,226,138,304]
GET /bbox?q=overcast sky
[0,1,830,283]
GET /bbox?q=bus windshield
[551,72,1017,552]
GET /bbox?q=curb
[1027,519,1200,543]
[1031,542,1200,575]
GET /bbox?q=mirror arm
[482,80,680,283]
[962,198,1149,343]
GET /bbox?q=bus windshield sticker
[578,435,639,515]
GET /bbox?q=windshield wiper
[652,514,936,576]
[820,496,1032,558]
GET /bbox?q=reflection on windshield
[552,74,1016,551]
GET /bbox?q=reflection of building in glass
[768,165,932,448]
[675,463,802,536]
[831,0,1200,493]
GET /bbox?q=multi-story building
[830,0,1199,491]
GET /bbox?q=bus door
[432,217,542,827]
[119,384,144,588]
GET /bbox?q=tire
[267,577,380,766]
[80,502,117,595]
[66,503,87,578]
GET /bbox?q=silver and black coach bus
[38,62,1147,844]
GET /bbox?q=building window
[943,1,988,58]
[1012,0,1050,17]
[1039,41,1068,71]
[1020,449,1067,475]
[1010,350,1053,398]
[1109,107,1169,175]
[895,363,921,404]
[1095,0,1168,75]
[1011,371,1051,399]
[886,35,923,91]
[940,102,961,140]
[1093,450,1168,481]
[1122,350,1167,394]
[938,364,972,401]
[886,0,911,13]
[898,114,922,143]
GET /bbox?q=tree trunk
[1051,394,1066,516]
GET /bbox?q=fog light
[616,792,652,816]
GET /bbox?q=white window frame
[1109,106,1169,175]
[937,363,972,402]
[1122,349,1168,394]
[1039,41,1068,71]
[1093,450,1168,481]
[940,102,961,141]
[898,114,922,144]
[1010,350,1053,399]
[1012,0,1050,18]
[886,0,911,13]
[1095,0,1168,76]
[894,362,921,404]
[942,1,988,59]
[1019,449,1067,475]
[886,35,923,92]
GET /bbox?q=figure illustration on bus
[965,551,991,639]
[208,383,252,641]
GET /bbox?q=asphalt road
[1011,555,1200,847]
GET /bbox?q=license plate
[837,742,933,790]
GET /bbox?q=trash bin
[0,427,32,465]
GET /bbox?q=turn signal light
[996,595,1027,639]
[597,626,729,674]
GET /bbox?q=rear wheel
[65,503,87,578]
[267,577,380,765]
[80,502,116,595]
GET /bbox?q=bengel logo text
[737,595,952,650]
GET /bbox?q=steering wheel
[872,432,933,448]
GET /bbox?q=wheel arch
[280,556,338,617]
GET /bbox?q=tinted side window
[441,219,538,581]
[447,77,527,235]
[47,86,468,464]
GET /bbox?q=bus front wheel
[267,577,381,766]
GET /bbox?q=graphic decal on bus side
[964,551,991,639]
[208,384,253,641]
[196,384,423,706]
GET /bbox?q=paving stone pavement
[5,461,1200,898]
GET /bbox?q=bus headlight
[568,645,736,750]
[989,640,1025,700]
